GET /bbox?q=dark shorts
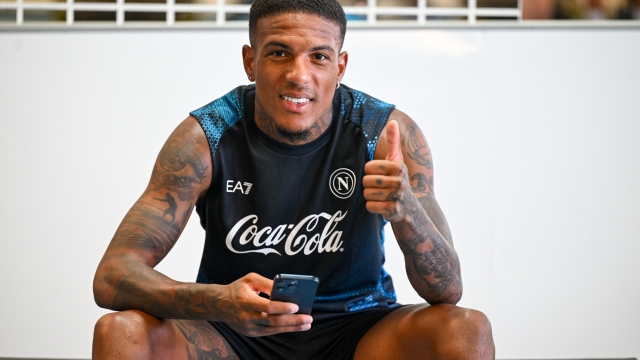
[209,306,403,360]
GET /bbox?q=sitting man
[92,0,495,358]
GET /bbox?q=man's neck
[253,99,333,146]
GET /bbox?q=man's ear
[337,51,348,85]
[242,45,255,81]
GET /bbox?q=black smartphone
[270,274,319,315]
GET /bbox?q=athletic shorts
[209,306,403,360]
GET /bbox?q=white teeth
[282,95,310,104]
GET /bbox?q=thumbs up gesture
[363,120,413,223]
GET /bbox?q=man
[92,0,495,358]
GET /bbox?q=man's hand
[363,119,415,223]
[214,273,313,337]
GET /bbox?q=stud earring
[248,75,254,82]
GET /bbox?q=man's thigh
[169,319,240,360]
[93,310,240,360]
[353,304,494,360]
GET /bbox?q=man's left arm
[363,109,462,305]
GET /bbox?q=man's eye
[272,51,286,57]
[314,54,328,61]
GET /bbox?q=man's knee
[389,305,493,359]
[93,310,163,359]
[428,305,495,359]
[95,310,160,339]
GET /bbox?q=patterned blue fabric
[190,87,245,157]
[338,85,395,161]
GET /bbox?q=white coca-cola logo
[225,211,348,256]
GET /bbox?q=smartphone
[270,274,319,315]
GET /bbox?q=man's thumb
[385,120,403,162]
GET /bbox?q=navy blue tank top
[191,84,399,313]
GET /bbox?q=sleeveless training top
[191,84,399,313]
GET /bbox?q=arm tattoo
[152,125,209,201]
[384,116,459,302]
[111,202,182,264]
[402,123,433,169]
[153,192,178,222]
[111,122,208,260]
[394,194,461,303]
[409,172,451,243]
[417,194,453,244]
[410,172,433,194]
[404,232,460,297]
[100,120,211,314]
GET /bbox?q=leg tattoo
[174,321,239,360]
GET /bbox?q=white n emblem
[329,168,356,199]
[336,176,350,191]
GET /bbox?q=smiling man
[92,0,495,359]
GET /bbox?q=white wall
[0,27,639,359]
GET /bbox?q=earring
[248,75,254,82]
[336,82,340,89]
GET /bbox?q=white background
[0,27,639,359]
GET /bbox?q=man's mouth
[281,95,311,104]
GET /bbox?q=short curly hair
[249,0,347,48]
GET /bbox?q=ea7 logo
[329,168,356,199]
[226,180,253,195]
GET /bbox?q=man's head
[249,0,347,49]
[242,0,349,145]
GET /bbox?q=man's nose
[285,56,311,86]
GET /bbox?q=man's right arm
[93,116,212,319]
[93,116,311,336]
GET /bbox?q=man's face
[243,12,348,144]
